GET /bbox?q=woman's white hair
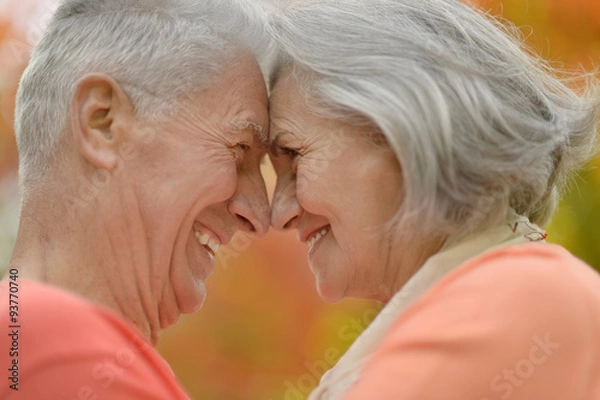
[269,0,600,238]
[15,0,269,189]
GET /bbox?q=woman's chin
[309,244,351,303]
[309,251,348,303]
[316,278,346,304]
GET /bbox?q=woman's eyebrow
[271,131,295,146]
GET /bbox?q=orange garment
[342,243,600,400]
[0,279,191,400]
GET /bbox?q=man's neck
[8,201,160,345]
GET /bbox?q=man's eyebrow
[234,120,268,145]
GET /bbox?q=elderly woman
[268,0,600,399]
[0,0,270,398]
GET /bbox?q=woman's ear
[70,73,133,170]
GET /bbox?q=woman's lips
[306,225,331,249]
[307,226,330,248]
[300,224,330,243]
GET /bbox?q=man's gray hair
[269,0,600,239]
[15,0,269,188]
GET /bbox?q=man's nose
[271,174,302,231]
[228,168,270,238]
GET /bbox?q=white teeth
[207,238,220,255]
[307,227,330,248]
[194,231,209,245]
[194,231,220,255]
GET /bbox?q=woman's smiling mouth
[306,225,331,249]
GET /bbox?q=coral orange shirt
[0,279,191,399]
[342,243,600,400]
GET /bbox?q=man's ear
[71,74,133,170]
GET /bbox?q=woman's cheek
[295,167,329,214]
[295,172,310,201]
[296,156,327,190]
[295,168,318,209]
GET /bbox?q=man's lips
[192,222,229,257]
[194,231,219,256]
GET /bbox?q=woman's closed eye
[278,146,301,158]
[270,138,302,159]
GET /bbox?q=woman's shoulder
[359,242,600,398]
[396,241,600,341]
[442,241,600,303]
[347,243,600,399]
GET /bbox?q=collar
[309,210,546,400]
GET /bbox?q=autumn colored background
[0,1,599,399]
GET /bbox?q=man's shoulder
[0,278,149,357]
[0,279,189,399]
[1,277,97,310]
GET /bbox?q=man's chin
[177,279,207,314]
[160,278,206,331]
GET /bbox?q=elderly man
[0,0,270,398]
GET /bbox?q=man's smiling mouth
[194,230,220,257]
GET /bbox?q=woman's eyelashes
[273,140,302,159]
[278,146,301,158]
[270,131,304,159]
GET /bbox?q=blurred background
[0,1,599,399]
